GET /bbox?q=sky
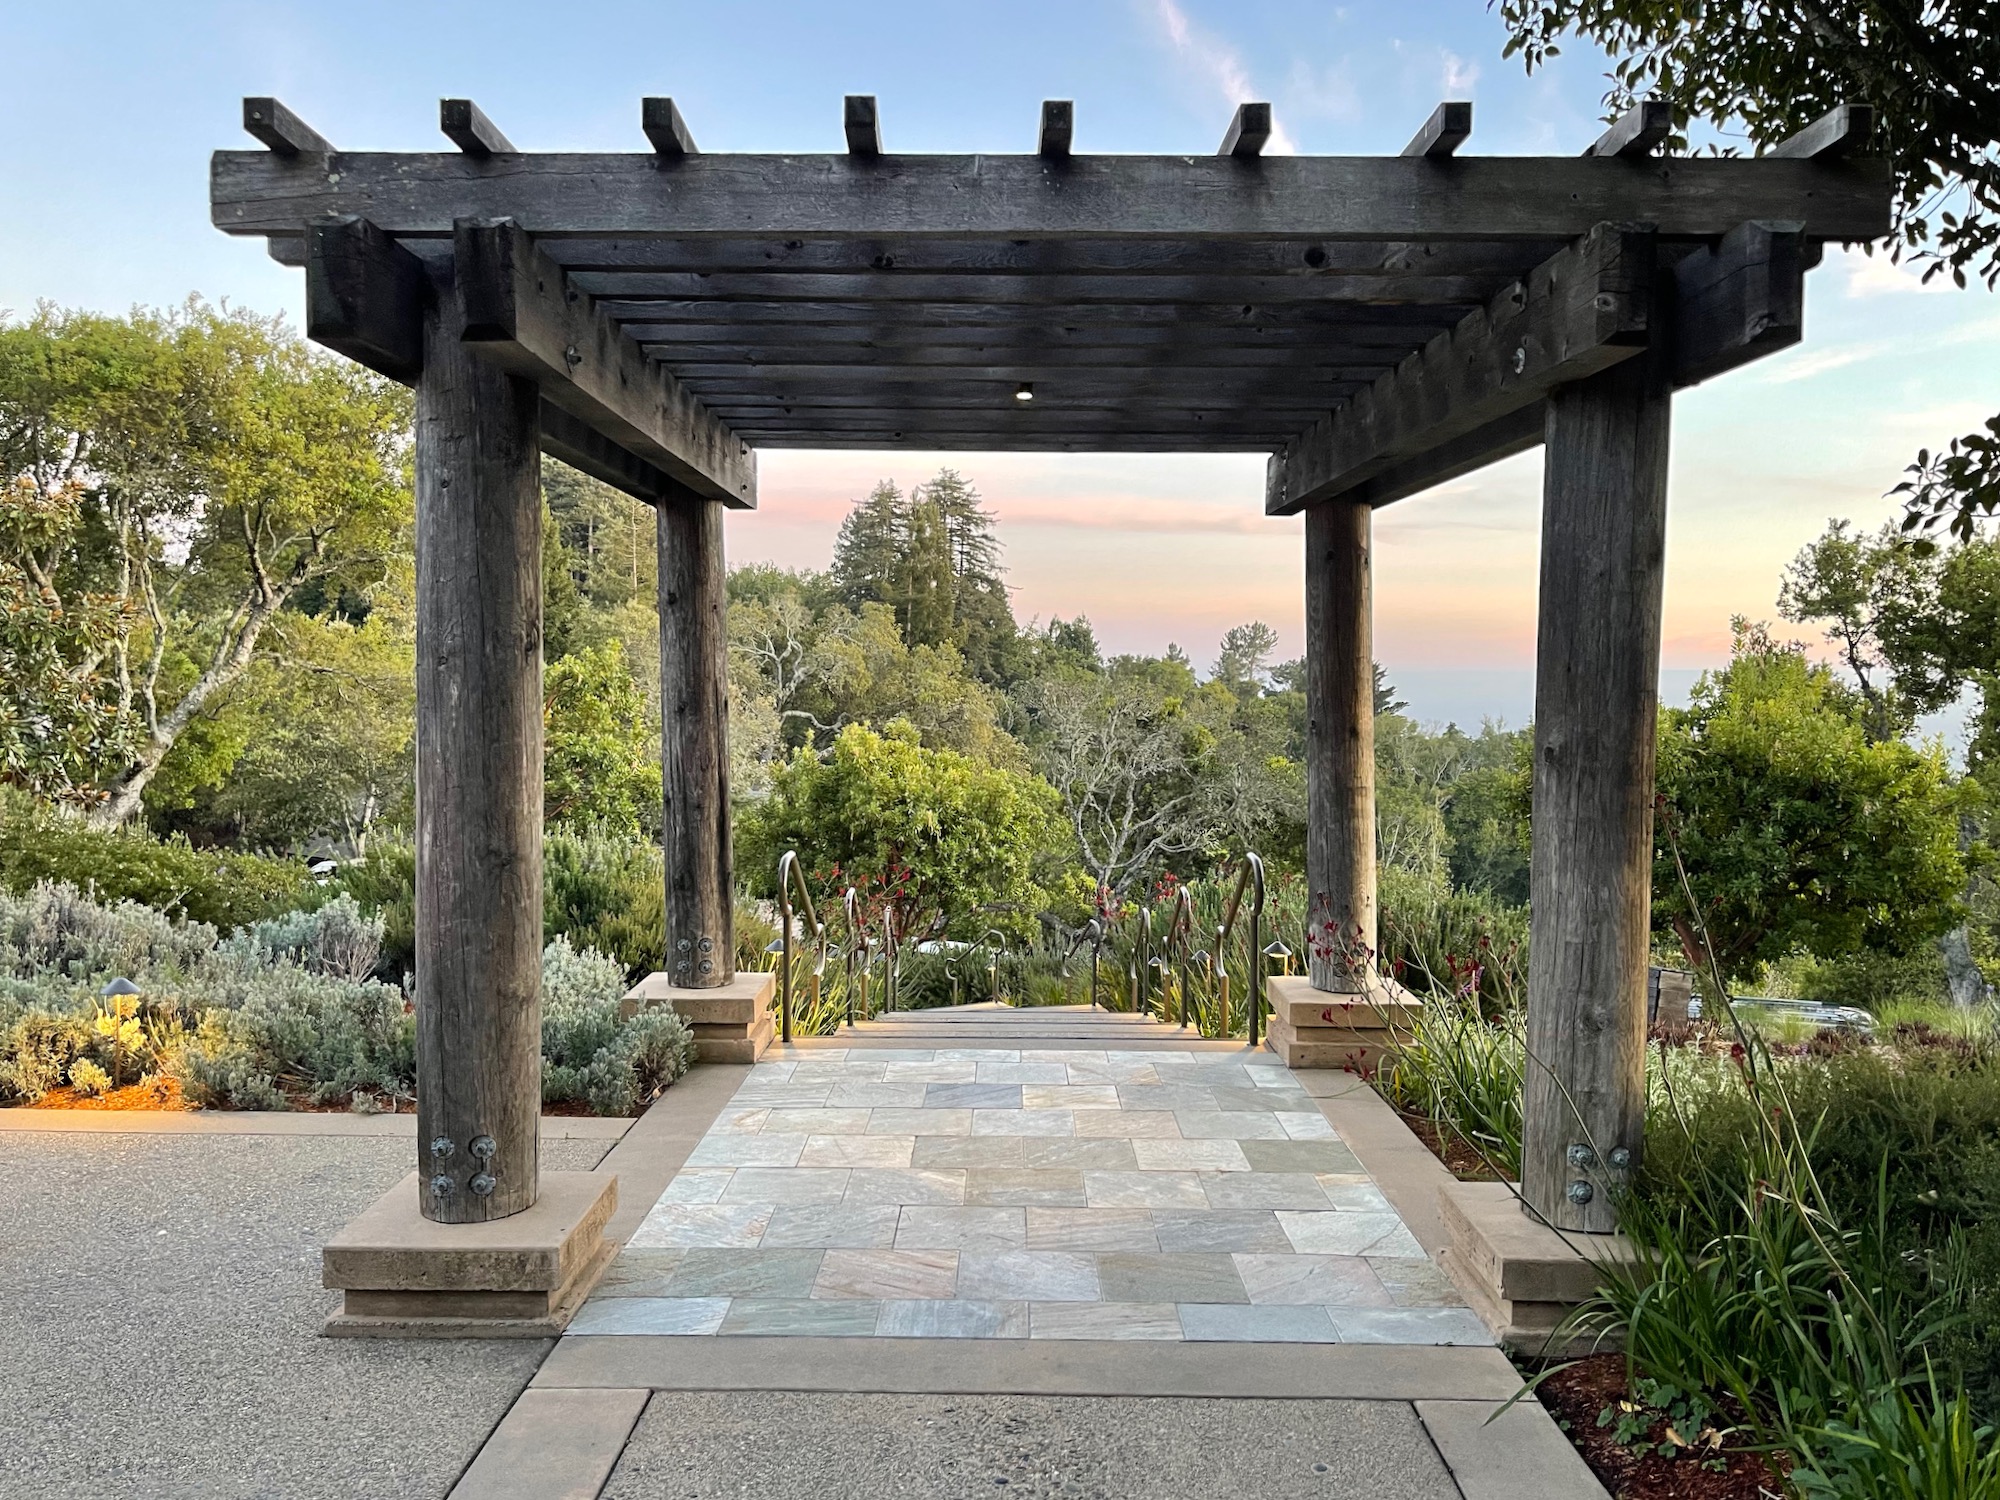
[3,0,1995,729]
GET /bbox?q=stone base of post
[1261,974,1423,1070]
[622,971,777,1064]
[320,1170,617,1338]
[1435,1180,1642,1356]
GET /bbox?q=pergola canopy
[216,95,1896,1239]
[215,95,1888,512]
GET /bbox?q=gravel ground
[601,1391,1459,1500]
[0,1130,608,1500]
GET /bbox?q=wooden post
[657,494,734,986]
[413,256,544,1224]
[1304,497,1377,990]
[1523,326,1671,1234]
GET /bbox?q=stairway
[803,1000,1252,1050]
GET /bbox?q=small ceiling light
[1014,383,1035,402]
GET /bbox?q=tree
[735,721,1062,941]
[0,476,139,804]
[0,302,412,825]
[1778,518,1931,742]
[544,642,662,837]
[829,480,904,613]
[1653,622,1975,988]
[1495,0,2000,539]
[1214,621,1280,695]
[1017,668,1287,897]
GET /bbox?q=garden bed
[1535,1353,1787,1500]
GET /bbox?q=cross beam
[303,215,754,507]
[1268,220,1809,513]
[214,152,1890,244]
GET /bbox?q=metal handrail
[775,851,826,1044]
[1215,852,1268,1045]
[879,905,901,1014]
[842,886,868,1027]
[1156,884,1196,1028]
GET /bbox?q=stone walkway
[569,1041,1490,1345]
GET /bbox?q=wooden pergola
[214,94,1888,1236]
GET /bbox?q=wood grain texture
[1221,103,1273,158]
[453,218,755,508]
[1671,220,1805,386]
[1402,102,1472,159]
[844,96,881,156]
[1304,498,1377,993]
[1771,103,1874,160]
[1522,305,1671,1235]
[1039,101,1074,158]
[642,98,697,158]
[210,152,1893,243]
[441,98,515,157]
[541,237,1569,277]
[1270,224,1656,515]
[241,97,330,156]
[414,258,544,1224]
[305,216,428,382]
[1586,100,1672,159]
[657,496,734,988]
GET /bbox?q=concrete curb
[0,1109,632,1139]
[1417,1398,1612,1499]
[448,1386,650,1500]
[531,1334,1524,1401]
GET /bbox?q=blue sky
[3,1,1995,729]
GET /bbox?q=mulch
[1395,1110,1510,1182]
[1534,1355,1789,1500]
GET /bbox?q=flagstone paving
[570,1045,1490,1345]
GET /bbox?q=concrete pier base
[322,1169,618,1338]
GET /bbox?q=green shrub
[0,790,307,929]
[0,880,689,1115]
[336,828,673,982]
[1583,1022,2000,1487]
[540,936,693,1113]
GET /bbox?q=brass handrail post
[775,851,823,1045]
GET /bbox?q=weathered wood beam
[1305,498,1376,992]
[657,496,734,989]
[1672,220,1804,386]
[454,218,754,508]
[414,263,544,1225]
[576,270,1493,305]
[212,152,1893,243]
[545,237,1567,277]
[305,216,428,382]
[603,298,1469,330]
[1267,217,1811,506]
[1523,326,1671,1234]
[537,400,676,502]
[648,351,1409,375]
[1269,223,1655,515]
[1220,103,1272,159]
[441,99,515,157]
[268,235,306,267]
[1586,99,1673,159]
[642,97,697,157]
[749,433,1273,451]
[844,95,881,156]
[1267,402,1547,512]
[1039,100,1074,158]
[629,324,1453,354]
[242,97,330,156]
[1771,102,1875,160]
[1402,102,1472,159]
